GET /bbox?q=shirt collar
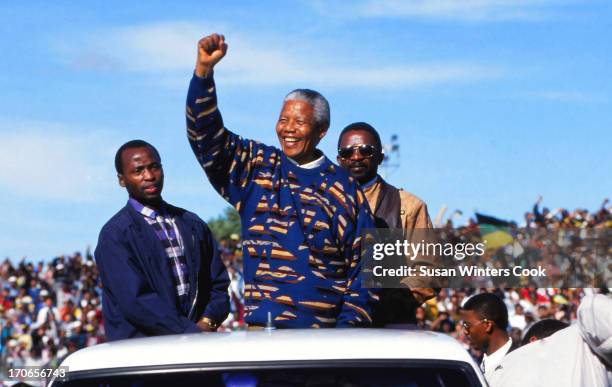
[361,175,380,190]
[128,198,163,219]
[482,337,513,372]
[287,152,326,169]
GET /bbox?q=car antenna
[265,311,276,332]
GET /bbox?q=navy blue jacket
[95,202,230,341]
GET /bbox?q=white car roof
[61,329,480,372]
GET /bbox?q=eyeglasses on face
[462,318,489,332]
[337,144,378,159]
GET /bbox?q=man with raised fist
[186,34,378,329]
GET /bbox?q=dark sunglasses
[338,144,378,159]
[461,318,489,332]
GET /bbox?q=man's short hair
[284,89,330,132]
[114,140,160,174]
[337,122,383,152]
[521,319,568,346]
[462,292,509,330]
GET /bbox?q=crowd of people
[436,197,611,290]
[0,199,609,374]
[0,251,104,375]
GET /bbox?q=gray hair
[284,89,330,132]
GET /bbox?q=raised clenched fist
[195,33,228,78]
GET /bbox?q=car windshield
[54,364,479,387]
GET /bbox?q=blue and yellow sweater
[186,74,377,327]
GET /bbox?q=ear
[118,174,126,188]
[375,151,385,166]
[318,126,328,142]
[529,336,538,343]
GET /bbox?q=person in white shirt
[33,294,60,329]
[490,294,612,387]
[508,303,527,330]
[460,292,517,383]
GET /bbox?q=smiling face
[276,100,326,165]
[118,146,164,208]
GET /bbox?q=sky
[0,0,610,261]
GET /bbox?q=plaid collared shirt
[128,198,191,314]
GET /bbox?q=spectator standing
[460,292,518,383]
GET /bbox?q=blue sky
[1,1,610,261]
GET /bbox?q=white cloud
[54,21,502,89]
[523,90,607,103]
[104,22,206,72]
[334,0,573,22]
[0,121,118,202]
[296,64,500,88]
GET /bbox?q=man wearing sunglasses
[337,122,438,327]
[460,292,517,383]
[337,122,432,231]
[185,34,377,329]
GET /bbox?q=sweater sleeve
[186,73,266,211]
[336,188,378,327]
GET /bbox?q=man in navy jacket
[95,140,230,341]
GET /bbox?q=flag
[476,213,513,251]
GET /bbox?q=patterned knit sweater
[186,74,377,328]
